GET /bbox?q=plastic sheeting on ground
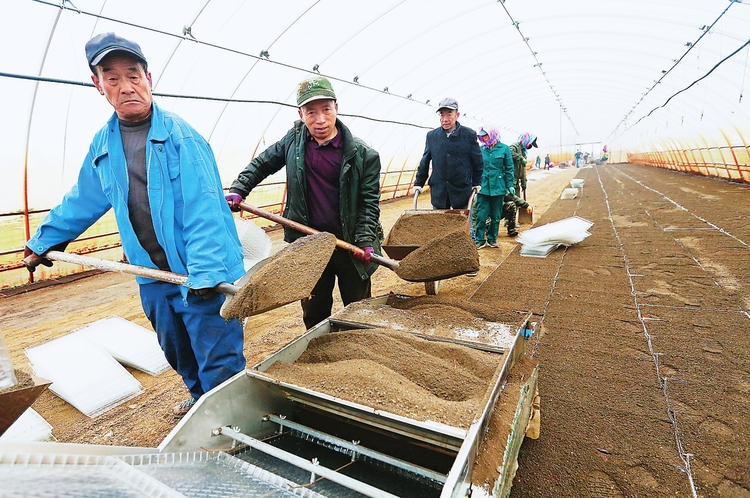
[25,331,144,418]
[518,216,594,258]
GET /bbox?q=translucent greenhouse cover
[2,0,749,215]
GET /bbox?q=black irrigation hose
[0,71,431,130]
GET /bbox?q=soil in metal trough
[396,230,479,281]
[334,295,522,349]
[264,327,500,429]
[221,232,336,319]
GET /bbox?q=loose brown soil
[396,230,480,281]
[0,369,34,394]
[334,295,527,348]
[263,327,501,429]
[2,165,748,497]
[385,211,469,245]
[221,232,336,319]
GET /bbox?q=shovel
[44,233,336,320]
[518,189,534,225]
[237,201,479,282]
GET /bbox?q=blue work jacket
[27,102,245,296]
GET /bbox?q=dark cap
[436,97,459,112]
[86,32,147,72]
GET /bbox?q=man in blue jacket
[22,33,246,419]
[413,98,483,209]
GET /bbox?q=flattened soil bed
[334,294,524,348]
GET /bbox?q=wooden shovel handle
[238,202,398,270]
[45,250,238,295]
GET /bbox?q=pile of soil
[0,369,34,394]
[222,232,336,319]
[386,295,526,324]
[396,230,479,281]
[385,212,468,246]
[263,328,503,429]
[335,295,524,348]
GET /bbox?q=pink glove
[225,193,243,212]
[355,246,374,263]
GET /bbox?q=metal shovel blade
[0,380,51,436]
[220,232,337,320]
[394,230,480,282]
[518,206,534,225]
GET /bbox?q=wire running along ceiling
[1,0,749,215]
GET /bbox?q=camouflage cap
[296,75,337,107]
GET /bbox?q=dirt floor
[2,163,749,497]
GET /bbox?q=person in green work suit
[474,126,515,246]
[508,133,536,235]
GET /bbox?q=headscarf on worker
[519,132,538,150]
[478,126,501,149]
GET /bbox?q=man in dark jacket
[413,98,483,209]
[225,76,382,329]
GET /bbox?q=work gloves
[23,247,53,272]
[508,186,516,196]
[189,287,219,300]
[22,241,69,272]
[225,193,244,212]
[413,186,423,195]
[472,185,481,194]
[354,246,374,263]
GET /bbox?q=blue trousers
[139,281,246,400]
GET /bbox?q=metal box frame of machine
[158,294,538,497]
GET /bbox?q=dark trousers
[301,248,372,329]
[433,191,469,210]
[139,281,246,400]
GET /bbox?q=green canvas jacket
[229,119,381,278]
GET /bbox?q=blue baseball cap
[85,32,147,73]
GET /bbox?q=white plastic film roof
[2,0,749,215]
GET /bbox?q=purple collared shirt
[304,127,344,238]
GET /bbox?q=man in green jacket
[226,76,382,329]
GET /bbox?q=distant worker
[575,149,583,168]
[535,155,541,169]
[413,98,483,209]
[22,33,247,419]
[509,132,537,206]
[225,75,382,330]
[474,126,516,246]
[544,153,551,170]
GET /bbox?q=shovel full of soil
[382,191,480,293]
[43,233,336,320]
[237,202,479,284]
